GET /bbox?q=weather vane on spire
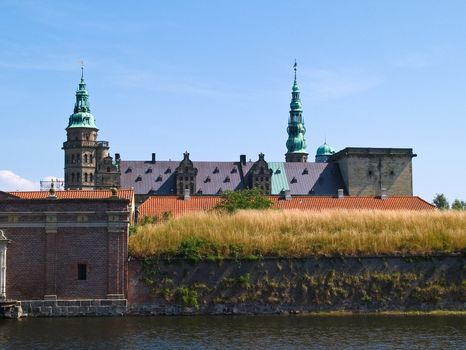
[80,60,84,80]
[293,59,297,81]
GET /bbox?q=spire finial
[80,60,84,81]
[293,59,297,81]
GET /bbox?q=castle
[62,64,416,202]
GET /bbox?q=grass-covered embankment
[129,210,466,259]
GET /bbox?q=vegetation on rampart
[129,210,466,259]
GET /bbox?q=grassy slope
[129,210,466,258]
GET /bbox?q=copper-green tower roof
[286,60,307,154]
[316,142,335,156]
[67,67,97,129]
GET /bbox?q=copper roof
[9,189,134,202]
[139,195,435,218]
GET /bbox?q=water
[0,315,465,349]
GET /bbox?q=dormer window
[224,176,230,183]
[165,168,172,174]
[217,187,223,194]
[205,176,211,183]
[197,189,203,194]
[275,169,281,174]
[231,168,237,174]
[125,168,132,174]
[156,175,163,182]
[146,168,153,174]
[302,168,308,175]
[135,176,142,182]
[213,167,219,174]
[291,177,297,184]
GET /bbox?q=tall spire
[67,68,97,129]
[285,60,308,162]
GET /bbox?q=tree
[451,199,466,210]
[215,188,273,213]
[433,193,449,210]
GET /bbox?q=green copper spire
[286,60,307,155]
[67,66,97,129]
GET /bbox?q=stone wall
[332,148,415,196]
[128,256,466,315]
[19,299,127,317]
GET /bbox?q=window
[84,154,88,163]
[78,264,87,280]
[90,173,93,182]
[72,154,75,163]
[107,167,111,172]
[90,155,93,164]
[84,173,88,182]
[71,173,75,182]
[77,154,81,163]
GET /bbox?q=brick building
[0,190,132,300]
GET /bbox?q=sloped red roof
[139,195,435,218]
[8,189,134,202]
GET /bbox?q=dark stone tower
[62,68,120,190]
[285,61,308,163]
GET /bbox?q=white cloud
[0,170,38,191]
[302,69,382,101]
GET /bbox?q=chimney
[283,189,292,201]
[380,188,387,200]
[240,154,246,165]
[337,189,344,199]
[151,153,156,163]
[183,188,191,200]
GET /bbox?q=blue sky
[0,0,465,203]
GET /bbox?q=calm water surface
[0,315,465,349]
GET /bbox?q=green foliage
[177,236,210,261]
[175,287,199,309]
[215,188,273,213]
[452,199,466,211]
[238,273,252,289]
[433,193,450,210]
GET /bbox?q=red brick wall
[0,199,129,300]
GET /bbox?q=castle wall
[332,148,415,196]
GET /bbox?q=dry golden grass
[129,210,466,258]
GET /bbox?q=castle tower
[62,68,120,190]
[285,61,308,162]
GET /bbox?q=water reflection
[0,315,465,349]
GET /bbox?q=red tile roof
[139,195,435,218]
[8,189,134,202]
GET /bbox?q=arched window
[77,154,81,163]
[84,173,88,182]
[72,154,75,163]
[77,173,80,182]
[71,173,75,182]
[90,155,93,164]
[84,154,88,163]
[90,173,93,182]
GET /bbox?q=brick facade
[0,197,130,300]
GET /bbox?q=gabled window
[302,168,308,175]
[135,176,142,182]
[224,176,230,183]
[205,176,211,183]
[165,168,172,174]
[291,177,297,184]
[213,167,219,174]
[146,168,153,174]
[156,175,163,182]
[231,168,237,174]
[125,168,132,174]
